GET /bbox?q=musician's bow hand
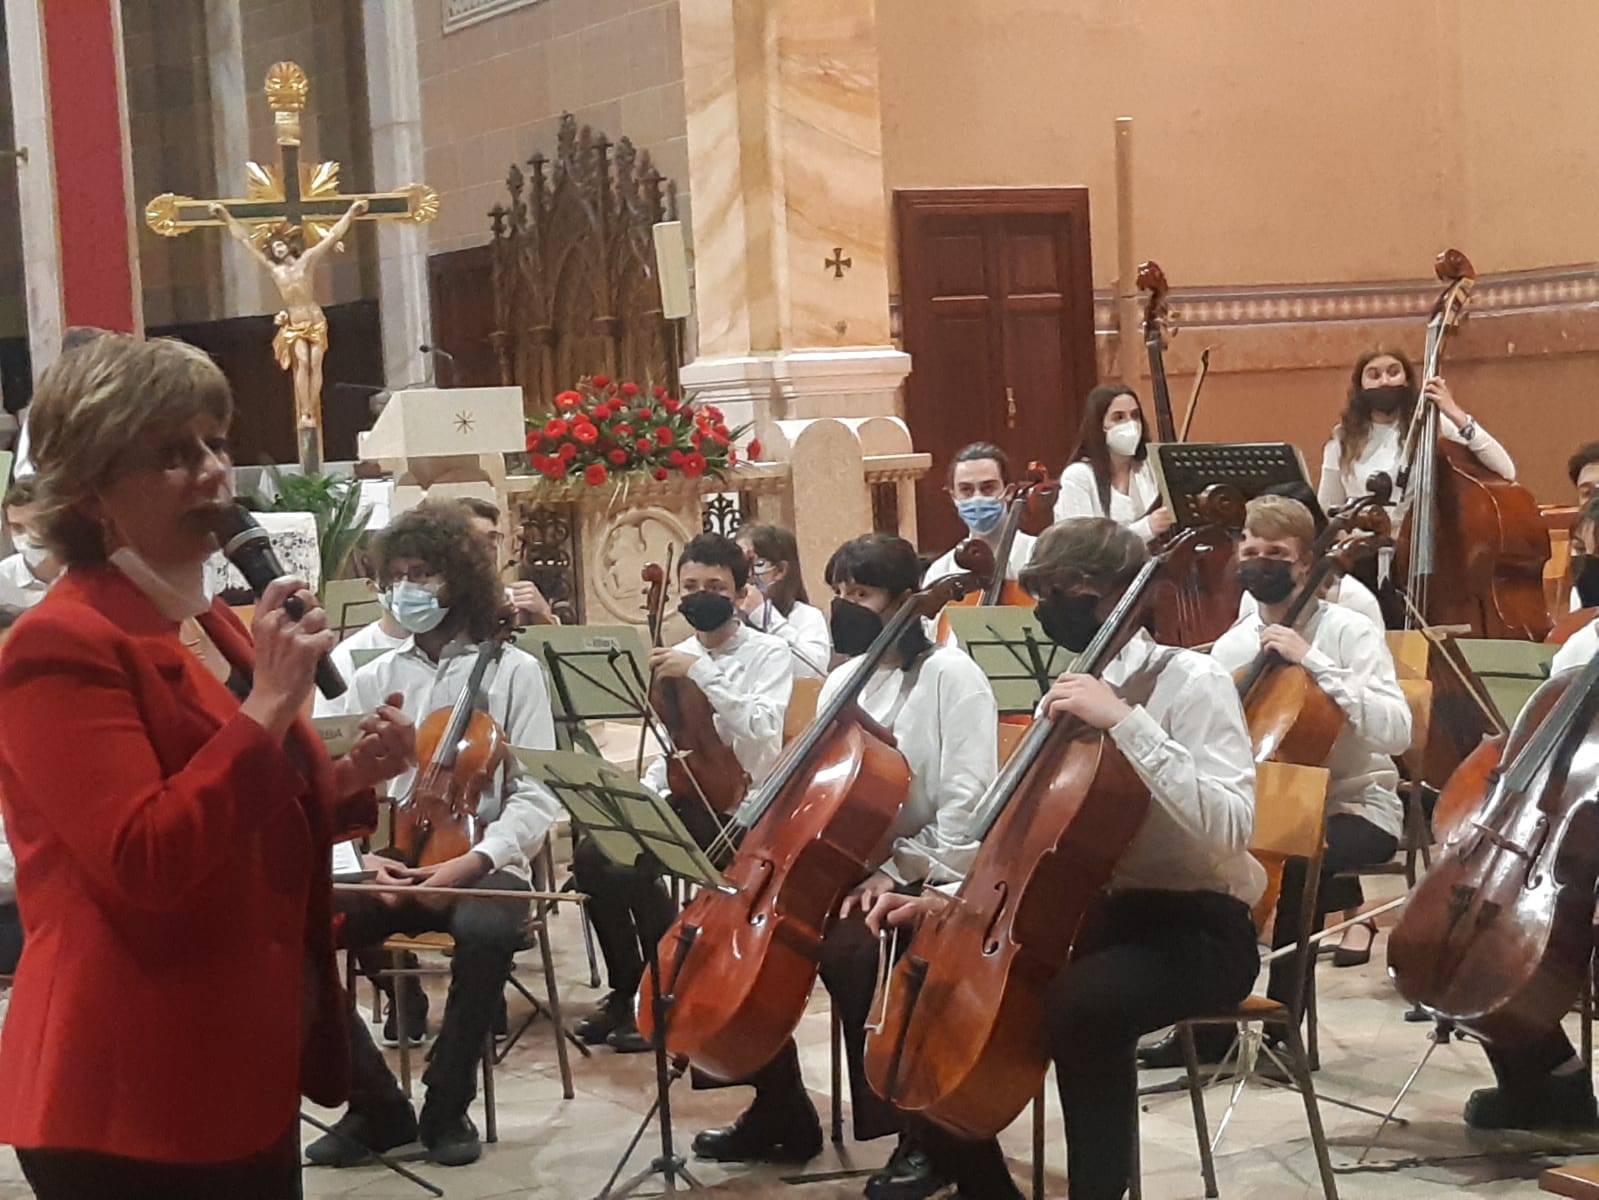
[649,647,698,679]
[1148,506,1175,536]
[404,851,493,906]
[1042,673,1132,730]
[1423,376,1470,429]
[336,692,416,795]
[864,890,950,937]
[1259,625,1312,665]
[735,586,767,618]
[363,854,415,906]
[839,870,896,919]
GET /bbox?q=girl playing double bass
[735,523,832,679]
[1053,385,1174,543]
[691,533,998,1200]
[867,518,1263,1200]
[1316,349,1515,515]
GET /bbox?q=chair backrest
[1546,519,1573,615]
[1251,760,1330,1018]
[1397,677,1433,776]
[783,676,825,743]
[1385,630,1429,681]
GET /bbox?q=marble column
[204,0,271,317]
[4,0,62,371]
[362,0,433,390]
[677,0,923,588]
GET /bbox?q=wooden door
[896,188,1096,554]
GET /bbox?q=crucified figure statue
[211,197,367,470]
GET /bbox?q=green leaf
[256,466,372,596]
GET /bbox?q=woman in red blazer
[0,335,414,1199]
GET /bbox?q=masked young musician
[735,522,832,678]
[864,517,1262,1200]
[691,532,999,1200]
[571,533,793,1054]
[1236,482,1384,632]
[922,442,1036,586]
[1182,497,1410,1067]
[309,501,561,1169]
[1315,349,1515,516]
[0,477,63,616]
[1053,384,1174,543]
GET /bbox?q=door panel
[896,189,1096,555]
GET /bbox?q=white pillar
[204,0,271,316]
[4,0,62,374]
[362,0,432,389]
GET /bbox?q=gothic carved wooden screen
[489,115,681,414]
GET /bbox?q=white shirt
[0,810,14,906]
[1054,459,1163,542]
[1211,601,1410,837]
[1553,616,1599,674]
[818,644,998,887]
[642,623,793,795]
[314,620,408,717]
[743,598,831,679]
[0,554,49,614]
[1237,573,1384,633]
[1317,417,1516,516]
[923,532,1036,588]
[333,637,561,882]
[1096,631,1265,904]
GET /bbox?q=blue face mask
[956,496,1006,535]
[387,580,449,634]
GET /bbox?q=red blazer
[0,565,376,1162]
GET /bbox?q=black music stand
[1148,442,1311,528]
[943,606,1070,717]
[516,749,728,1198]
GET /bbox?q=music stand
[515,749,727,1198]
[1148,442,1310,528]
[943,606,1069,716]
[515,624,653,754]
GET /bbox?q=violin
[863,492,1245,1139]
[390,613,516,869]
[636,573,978,1082]
[1236,493,1393,767]
[1388,637,1599,1044]
[1137,261,1243,647]
[640,557,749,817]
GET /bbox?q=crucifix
[145,61,439,474]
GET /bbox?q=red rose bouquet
[524,375,760,489]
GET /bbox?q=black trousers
[1484,1027,1580,1096]
[17,1121,300,1200]
[1268,812,1397,1009]
[0,901,22,974]
[570,797,722,999]
[338,870,529,1128]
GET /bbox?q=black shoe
[381,982,430,1048]
[575,992,630,1045]
[1138,1027,1235,1070]
[865,1141,956,1200]
[304,1104,418,1168]
[1465,1072,1599,1131]
[692,1094,823,1164]
[422,1113,482,1167]
[1331,919,1377,968]
[606,1014,653,1054]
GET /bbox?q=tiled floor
[0,876,1590,1198]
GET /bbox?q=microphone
[419,343,456,386]
[212,504,348,698]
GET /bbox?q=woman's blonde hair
[28,334,232,563]
[1243,495,1317,556]
[1018,517,1147,598]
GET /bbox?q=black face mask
[1035,590,1104,653]
[830,597,884,657]
[1574,555,1599,608]
[1237,558,1297,606]
[1360,384,1412,416]
[679,591,736,633]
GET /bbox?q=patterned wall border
[443,0,543,34]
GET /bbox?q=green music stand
[514,624,653,755]
[944,606,1071,717]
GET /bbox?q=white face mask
[386,580,449,634]
[16,535,49,572]
[1105,419,1142,459]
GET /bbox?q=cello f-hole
[981,880,1011,956]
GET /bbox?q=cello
[1387,639,1599,1045]
[863,493,1244,1139]
[934,463,1058,645]
[390,612,516,868]
[1137,261,1243,647]
[635,556,750,817]
[635,572,978,1081]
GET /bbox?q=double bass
[1388,639,1599,1045]
[637,556,749,816]
[390,613,516,868]
[863,495,1243,1139]
[636,573,978,1081]
[1137,261,1243,647]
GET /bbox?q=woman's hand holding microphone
[240,575,338,739]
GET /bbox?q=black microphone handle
[225,531,347,699]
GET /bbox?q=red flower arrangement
[525,375,758,488]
